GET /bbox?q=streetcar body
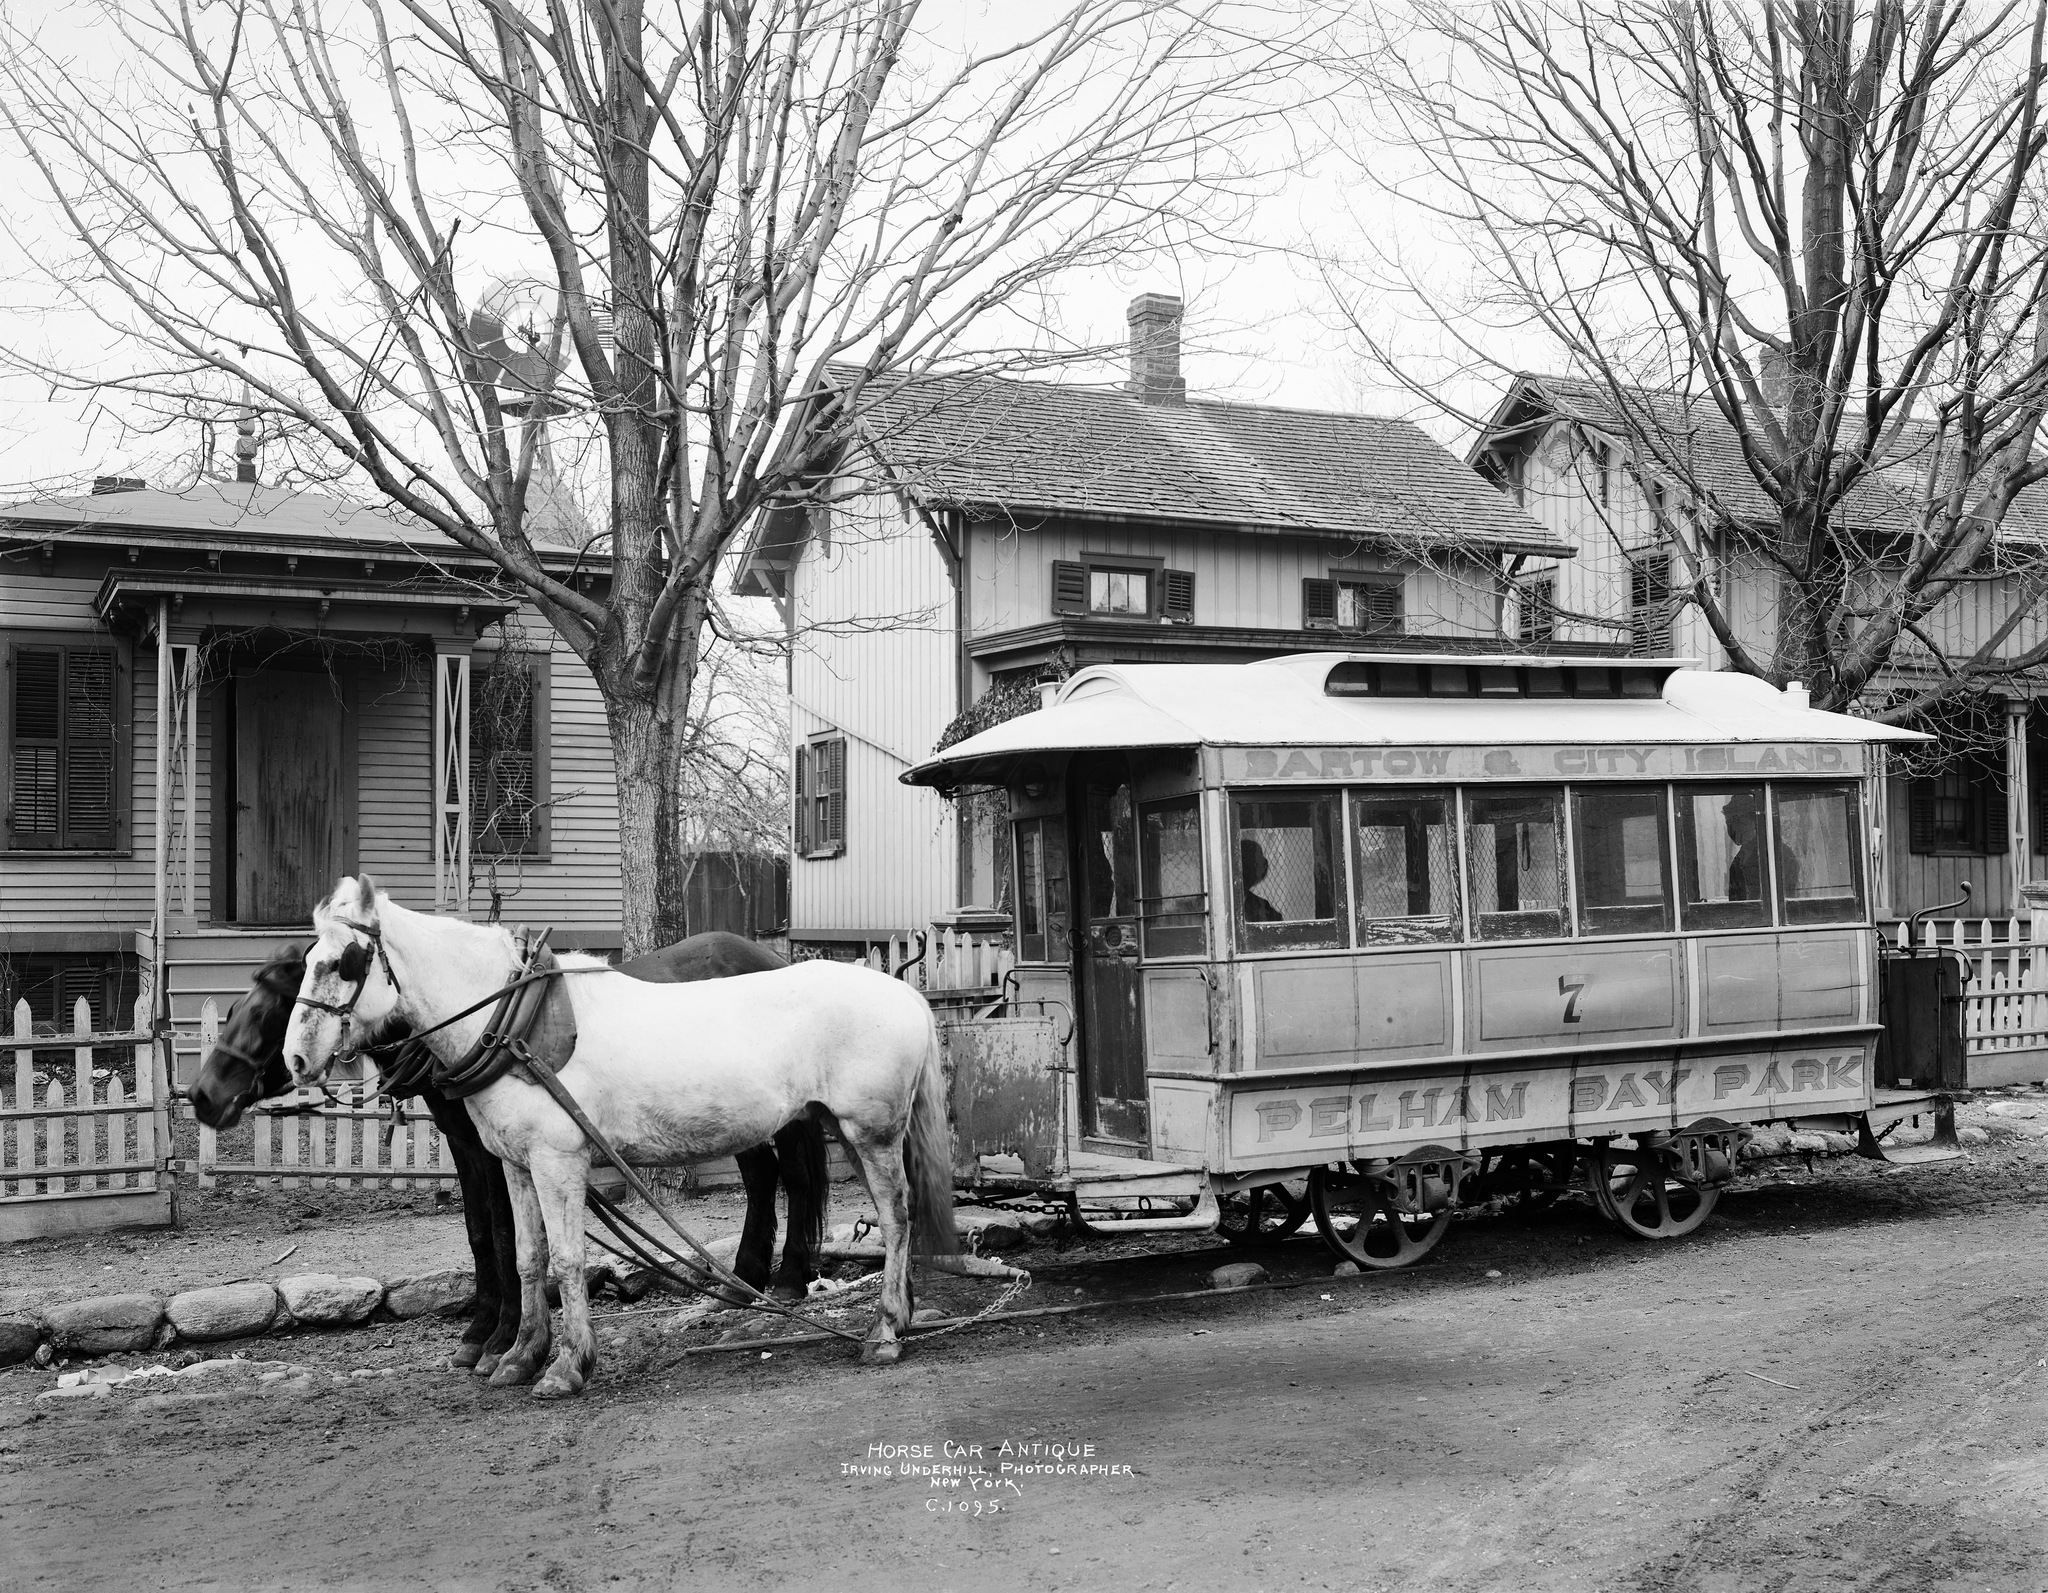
[907,653,1934,1250]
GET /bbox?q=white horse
[281,876,958,1397]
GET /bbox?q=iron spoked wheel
[1217,1177,1311,1246]
[1590,1144,1720,1239]
[1308,1164,1450,1269]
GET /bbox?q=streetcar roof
[902,653,1927,788]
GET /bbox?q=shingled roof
[815,365,1572,555]
[1482,372,2048,540]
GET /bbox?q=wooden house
[734,296,1581,955]
[0,479,621,1083]
[1469,373,2048,921]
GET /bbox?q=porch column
[432,642,472,912]
[2011,700,2032,898]
[1871,746,1892,923]
[151,599,172,1025]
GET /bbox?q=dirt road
[7,1147,2048,1593]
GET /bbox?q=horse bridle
[293,918,404,1045]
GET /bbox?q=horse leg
[475,1153,530,1377]
[771,1115,826,1302]
[842,1127,914,1366]
[486,1161,554,1388]
[733,1144,781,1298]
[447,1132,500,1369]
[529,1149,597,1399]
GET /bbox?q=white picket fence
[1887,916,2048,1083]
[2,996,166,1208]
[857,928,1015,994]
[191,998,457,1190]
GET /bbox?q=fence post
[195,998,219,1189]
[131,997,156,1194]
[11,1000,30,1197]
[70,997,93,1190]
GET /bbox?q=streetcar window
[1573,786,1673,936]
[1675,784,1771,930]
[1231,792,1342,951]
[1351,790,1461,944]
[1139,796,1208,958]
[1014,816,1071,964]
[1465,788,1568,940]
[1774,784,1866,925]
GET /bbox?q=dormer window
[1051,557,1195,622]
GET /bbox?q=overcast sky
[0,1,1446,496]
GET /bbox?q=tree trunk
[605,686,688,957]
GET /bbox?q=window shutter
[1361,581,1403,634]
[1908,780,1936,853]
[63,650,116,845]
[1161,568,1195,621]
[1302,577,1338,629]
[821,738,846,851]
[1983,752,2009,857]
[10,645,61,844]
[1630,557,1672,655]
[1051,561,1089,616]
[793,743,811,853]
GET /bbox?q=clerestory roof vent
[1323,658,1684,701]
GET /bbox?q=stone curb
[0,1267,478,1369]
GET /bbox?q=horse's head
[284,874,401,1085]
[186,944,305,1128]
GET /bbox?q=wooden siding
[965,520,1501,640]
[0,571,622,946]
[1885,768,2017,918]
[790,490,959,935]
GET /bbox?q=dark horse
[186,932,824,1373]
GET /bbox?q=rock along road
[5,1146,2048,1593]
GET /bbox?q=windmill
[467,279,596,548]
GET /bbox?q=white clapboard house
[734,295,1584,958]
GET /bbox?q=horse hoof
[472,1353,501,1378]
[859,1339,904,1367]
[770,1283,807,1304]
[532,1372,582,1400]
[451,1343,483,1369]
[487,1359,535,1387]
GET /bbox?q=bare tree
[1329,0,2048,718]
[0,0,1304,951]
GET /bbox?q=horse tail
[905,1003,960,1258]
[792,1111,829,1259]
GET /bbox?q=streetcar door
[1071,753,1149,1144]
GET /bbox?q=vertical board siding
[966,521,1501,640]
[791,492,958,935]
[1887,776,2015,917]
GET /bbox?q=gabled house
[734,296,1581,953]
[0,478,622,1082]
[1470,372,2048,920]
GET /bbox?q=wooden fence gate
[1890,918,2048,1088]
[1,997,173,1240]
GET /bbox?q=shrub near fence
[1,996,172,1239]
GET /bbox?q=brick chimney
[1127,293,1186,403]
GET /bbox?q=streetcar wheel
[1591,1145,1719,1239]
[1217,1178,1311,1246]
[1308,1164,1450,1269]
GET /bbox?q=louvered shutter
[10,645,60,845]
[1302,577,1338,629]
[1982,750,2009,856]
[1630,557,1672,655]
[1161,568,1195,621]
[1051,561,1089,615]
[63,649,116,845]
[792,742,811,854]
[1361,581,1403,634]
[820,738,846,852]
[1908,780,1936,853]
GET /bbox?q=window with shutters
[1517,575,1556,644]
[1048,557,1191,622]
[1303,574,1403,635]
[0,953,134,1037]
[469,652,550,856]
[796,736,846,858]
[1909,748,2005,856]
[4,634,126,852]
[1629,555,1672,654]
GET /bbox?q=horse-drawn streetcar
[908,652,1955,1267]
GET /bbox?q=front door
[1071,754,1149,1144]
[234,671,344,924]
